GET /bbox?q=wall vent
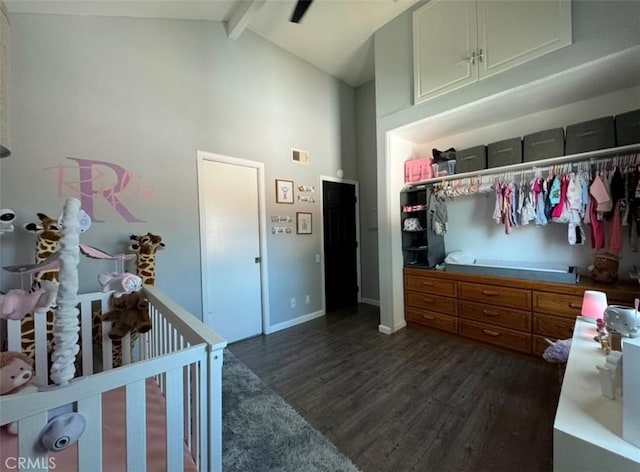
[291,148,309,164]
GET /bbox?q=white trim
[361,297,380,307]
[196,150,271,337]
[378,319,407,335]
[226,0,265,40]
[319,176,362,310]
[266,310,325,334]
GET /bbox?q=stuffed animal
[103,292,151,340]
[0,351,41,434]
[33,280,60,315]
[98,272,143,298]
[0,288,46,320]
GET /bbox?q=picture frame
[275,179,294,204]
[296,212,312,234]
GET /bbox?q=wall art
[296,212,312,234]
[275,179,294,204]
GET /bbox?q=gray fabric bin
[456,145,487,173]
[487,138,522,168]
[523,128,565,162]
[615,109,640,146]
[565,116,615,154]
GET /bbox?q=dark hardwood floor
[229,304,561,472]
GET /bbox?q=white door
[200,159,262,342]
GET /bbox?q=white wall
[0,13,357,329]
[355,80,379,303]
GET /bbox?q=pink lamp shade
[581,290,608,321]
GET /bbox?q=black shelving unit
[400,185,445,268]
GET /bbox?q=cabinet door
[413,0,478,103]
[477,0,571,79]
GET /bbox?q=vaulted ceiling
[6,0,419,87]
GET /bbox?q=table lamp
[581,290,608,323]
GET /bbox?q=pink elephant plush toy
[0,288,46,320]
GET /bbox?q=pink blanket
[0,378,198,471]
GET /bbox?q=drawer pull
[482,309,499,317]
[422,297,434,303]
[422,315,435,320]
[568,302,581,309]
[483,329,500,337]
[422,281,434,286]
[482,290,499,296]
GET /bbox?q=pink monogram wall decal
[46,157,155,223]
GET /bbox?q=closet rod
[419,143,640,186]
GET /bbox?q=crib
[0,285,227,471]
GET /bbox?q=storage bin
[404,157,433,183]
[456,145,487,173]
[615,109,640,146]
[565,116,615,154]
[487,138,522,168]
[523,128,565,162]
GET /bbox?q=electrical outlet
[290,298,296,308]
[305,295,310,304]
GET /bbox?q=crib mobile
[0,198,144,453]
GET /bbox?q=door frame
[320,176,361,311]
[196,150,271,335]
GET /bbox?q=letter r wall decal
[65,157,146,223]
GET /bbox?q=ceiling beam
[226,0,265,40]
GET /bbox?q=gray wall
[355,80,379,303]
[373,0,640,332]
[0,13,357,329]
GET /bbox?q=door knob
[254,257,261,264]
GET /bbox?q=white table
[554,318,640,471]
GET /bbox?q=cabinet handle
[569,302,580,309]
[422,315,435,320]
[483,329,500,337]
[422,297,434,304]
[422,281,434,287]
[482,290,499,296]
[476,48,484,63]
[456,56,473,66]
[482,309,499,317]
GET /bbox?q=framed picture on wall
[276,179,294,204]
[296,212,312,234]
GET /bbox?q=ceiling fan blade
[290,0,313,23]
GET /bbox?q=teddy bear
[0,351,42,434]
[103,291,151,339]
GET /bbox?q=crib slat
[198,358,208,471]
[183,359,191,452]
[101,321,113,371]
[80,301,93,376]
[122,332,131,365]
[166,367,184,472]
[210,349,224,472]
[7,319,21,351]
[192,362,202,469]
[34,312,49,385]
[126,379,147,472]
[17,412,49,471]
[77,394,102,472]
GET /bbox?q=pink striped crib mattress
[0,378,198,472]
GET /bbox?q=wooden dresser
[404,268,639,357]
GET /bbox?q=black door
[323,181,358,312]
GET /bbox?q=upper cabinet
[413,0,572,105]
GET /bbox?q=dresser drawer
[406,307,458,334]
[460,319,531,354]
[459,301,531,331]
[532,292,582,318]
[458,282,531,310]
[405,274,456,297]
[406,291,457,316]
[533,313,576,339]
[533,335,549,357]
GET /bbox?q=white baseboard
[361,297,380,307]
[266,310,325,334]
[378,319,407,335]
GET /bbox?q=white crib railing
[0,286,227,472]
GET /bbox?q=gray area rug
[223,350,360,472]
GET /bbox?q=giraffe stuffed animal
[19,213,62,360]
